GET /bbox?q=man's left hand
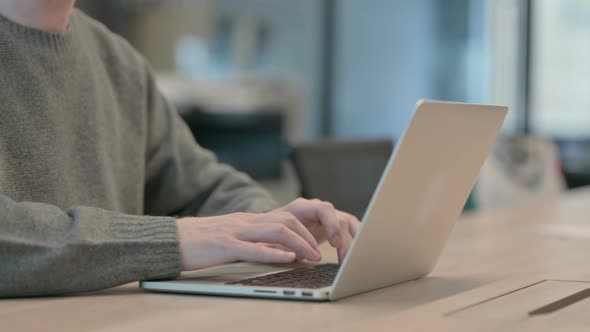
[278,198,361,263]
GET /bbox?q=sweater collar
[0,9,76,51]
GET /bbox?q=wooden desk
[4,188,590,331]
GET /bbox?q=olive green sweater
[0,10,277,297]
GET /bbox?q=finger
[235,241,297,264]
[314,201,345,248]
[338,211,361,238]
[261,243,294,253]
[256,211,320,250]
[282,198,344,249]
[261,243,308,262]
[308,223,328,245]
[337,228,353,263]
[239,224,321,261]
[337,212,358,263]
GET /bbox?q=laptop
[141,100,508,301]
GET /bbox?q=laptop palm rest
[172,262,318,285]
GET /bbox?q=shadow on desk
[79,285,145,298]
[334,275,494,308]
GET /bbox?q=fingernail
[313,250,322,261]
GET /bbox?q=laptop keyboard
[226,263,339,289]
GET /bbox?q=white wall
[332,0,493,140]
[332,0,438,139]
[128,0,492,141]
[208,0,325,141]
[530,0,590,138]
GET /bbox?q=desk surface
[4,189,590,331]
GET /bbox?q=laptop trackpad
[174,262,310,284]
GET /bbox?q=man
[0,0,360,297]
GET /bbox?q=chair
[292,139,394,219]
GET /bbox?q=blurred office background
[76,0,590,215]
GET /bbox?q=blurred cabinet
[180,107,284,180]
[158,75,303,181]
[556,139,590,189]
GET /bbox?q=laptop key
[227,263,340,289]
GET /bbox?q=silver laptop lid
[330,100,507,300]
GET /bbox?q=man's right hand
[176,211,322,271]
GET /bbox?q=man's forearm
[0,195,181,297]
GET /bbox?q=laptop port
[301,292,313,297]
[283,291,295,296]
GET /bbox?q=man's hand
[176,198,361,271]
[279,198,360,263]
